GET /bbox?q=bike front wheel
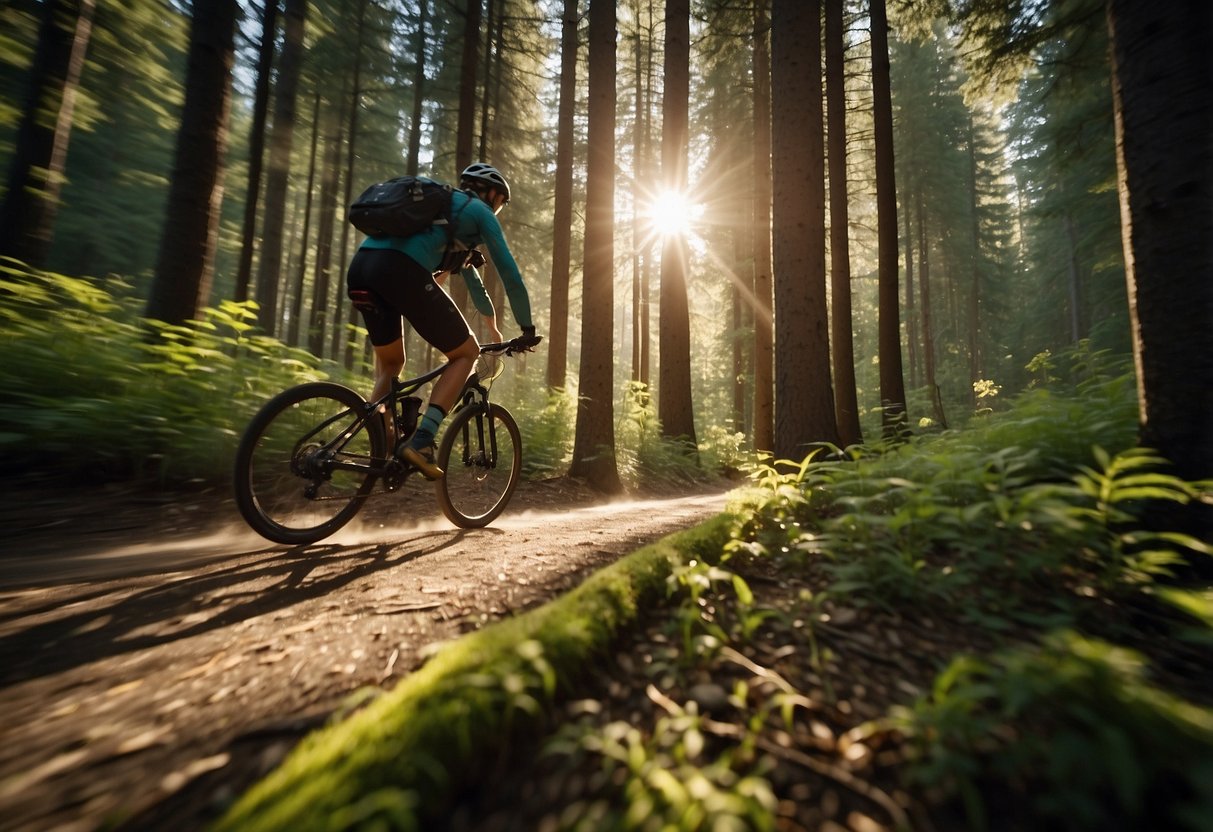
[435,402,521,528]
[234,382,385,545]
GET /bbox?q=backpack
[347,175,454,239]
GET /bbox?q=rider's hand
[517,326,543,351]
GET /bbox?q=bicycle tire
[233,382,386,545]
[435,402,521,528]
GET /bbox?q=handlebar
[480,334,543,356]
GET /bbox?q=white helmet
[460,162,511,203]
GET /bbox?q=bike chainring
[381,457,408,491]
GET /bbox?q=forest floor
[0,476,732,831]
[3,475,1207,832]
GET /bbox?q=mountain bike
[233,337,536,545]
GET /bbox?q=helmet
[460,162,511,203]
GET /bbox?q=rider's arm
[460,266,496,319]
[470,206,533,330]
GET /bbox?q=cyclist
[346,162,538,480]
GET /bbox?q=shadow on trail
[0,529,477,688]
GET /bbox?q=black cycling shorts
[346,247,473,353]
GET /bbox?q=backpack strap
[436,189,475,273]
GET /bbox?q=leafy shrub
[0,263,348,484]
[890,632,1213,831]
[516,387,575,478]
[731,369,1211,628]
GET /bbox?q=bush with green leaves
[731,366,1208,627]
[888,631,1213,831]
[515,386,575,478]
[0,262,350,484]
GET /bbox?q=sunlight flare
[643,188,703,239]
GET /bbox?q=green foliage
[550,710,778,832]
[516,386,575,478]
[1045,446,1213,586]
[0,263,339,484]
[729,368,1206,630]
[616,382,703,490]
[889,631,1213,831]
[613,382,755,490]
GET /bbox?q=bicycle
[233,336,537,545]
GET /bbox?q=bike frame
[321,342,513,480]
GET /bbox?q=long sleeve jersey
[358,189,533,330]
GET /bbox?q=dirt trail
[0,484,730,831]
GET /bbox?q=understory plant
[888,631,1213,831]
[0,263,352,483]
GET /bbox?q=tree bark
[917,190,947,428]
[569,0,622,493]
[406,0,428,176]
[870,0,908,436]
[657,0,697,447]
[308,105,344,357]
[965,112,982,401]
[825,0,862,447]
[288,90,321,347]
[1106,0,1213,536]
[546,0,578,390]
[0,0,96,268]
[477,0,497,161]
[144,0,237,325]
[336,0,369,363]
[455,0,483,174]
[751,0,774,453]
[771,0,838,459]
[233,0,278,304]
[253,0,307,335]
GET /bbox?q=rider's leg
[370,339,405,447]
[402,334,479,479]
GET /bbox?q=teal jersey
[358,190,533,329]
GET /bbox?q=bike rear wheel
[435,402,521,528]
[234,382,385,545]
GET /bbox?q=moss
[214,511,738,831]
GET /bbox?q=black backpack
[347,175,454,239]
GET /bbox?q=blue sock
[409,404,446,448]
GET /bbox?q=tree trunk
[732,236,746,435]
[966,112,982,401]
[0,0,96,268]
[771,0,838,460]
[569,0,622,493]
[825,0,862,447]
[253,0,307,335]
[336,0,369,363]
[288,90,321,347]
[751,0,775,453]
[406,0,428,176]
[640,0,656,390]
[870,0,908,436]
[545,0,578,390]
[917,190,947,428]
[455,0,483,174]
[308,102,344,357]
[233,0,278,304]
[477,0,497,160]
[1063,210,1085,343]
[144,0,237,325]
[1106,0,1213,537]
[630,25,644,386]
[657,0,697,447]
[903,188,919,389]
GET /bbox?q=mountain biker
[345,162,539,480]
